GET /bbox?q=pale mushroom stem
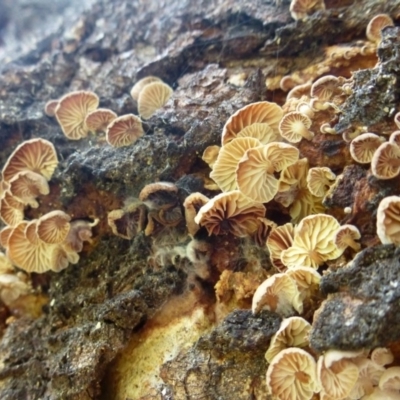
[345,237,361,252]
[294,121,313,141]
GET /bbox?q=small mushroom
[289,0,325,21]
[389,130,400,147]
[84,108,117,134]
[236,122,280,144]
[376,195,400,245]
[306,167,336,197]
[106,114,144,148]
[350,133,386,164]
[379,366,400,392]
[287,82,312,100]
[44,99,59,117]
[183,192,209,237]
[334,224,361,254]
[370,347,394,367]
[395,112,400,130]
[371,142,400,180]
[130,76,162,101]
[202,145,220,168]
[266,223,295,272]
[139,182,179,210]
[366,14,394,44]
[0,191,25,226]
[0,226,13,249]
[36,210,71,244]
[137,81,173,119]
[286,266,321,303]
[279,111,314,142]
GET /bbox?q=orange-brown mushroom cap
[137,81,173,119]
[334,224,361,253]
[139,182,178,210]
[130,76,163,101]
[44,99,59,117]
[202,145,220,168]
[36,210,71,244]
[366,14,394,43]
[306,167,336,198]
[371,142,400,180]
[376,195,400,245]
[289,0,326,21]
[0,191,25,226]
[266,223,295,272]
[350,133,386,164]
[85,108,117,134]
[106,114,144,148]
[183,192,210,237]
[279,111,314,142]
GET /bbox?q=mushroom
[44,99,59,117]
[390,131,400,147]
[376,195,400,245]
[62,219,98,254]
[194,190,266,237]
[370,347,394,367]
[265,316,311,363]
[139,182,179,210]
[350,133,386,164]
[130,76,162,101]
[371,142,400,179]
[266,348,319,400]
[379,367,400,392]
[286,266,321,303]
[55,90,99,140]
[334,224,361,254]
[236,122,280,144]
[36,210,71,244]
[210,137,261,192]
[183,192,209,237]
[202,145,220,168]
[221,101,283,145]
[137,81,173,119]
[289,0,325,20]
[106,114,144,148]
[0,273,30,306]
[0,191,25,226]
[0,226,13,249]
[287,82,312,100]
[309,75,343,111]
[252,273,303,316]
[2,138,58,182]
[281,214,341,269]
[306,167,336,198]
[236,142,299,203]
[363,388,400,400]
[84,108,117,134]
[278,111,314,142]
[366,14,394,44]
[266,223,295,272]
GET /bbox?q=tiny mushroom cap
[366,14,394,43]
[252,273,303,316]
[183,192,209,237]
[376,195,400,245]
[0,226,13,248]
[84,108,117,133]
[55,90,99,140]
[279,111,314,142]
[139,181,178,210]
[287,82,312,100]
[350,133,386,164]
[310,75,341,101]
[0,191,25,226]
[236,122,280,144]
[137,81,173,119]
[130,76,162,101]
[289,0,325,20]
[236,142,299,203]
[390,131,400,147]
[281,214,341,269]
[306,167,336,198]
[2,138,58,182]
[194,190,266,237]
[8,170,50,208]
[62,218,98,254]
[221,101,283,145]
[266,347,319,400]
[106,114,144,148]
[379,367,400,392]
[371,142,400,179]
[36,210,71,244]
[265,316,311,363]
[286,266,321,302]
[266,223,295,272]
[334,224,361,253]
[317,351,360,400]
[395,112,400,130]
[210,137,261,192]
[370,347,394,367]
[44,99,59,117]
[202,145,220,168]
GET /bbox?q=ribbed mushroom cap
[0,226,13,249]
[2,138,58,182]
[350,133,386,164]
[279,111,314,142]
[221,101,283,145]
[376,195,400,245]
[137,81,173,119]
[183,192,209,237]
[334,224,361,253]
[266,223,295,272]
[236,142,299,203]
[287,82,312,100]
[389,131,400,147]
[202,145,220,168]
[265,317,311,363]
[366,14,394,43]
[44,99,59,117]
[106,114,144,148]
[210,137,261,192]
[395,112,400,130]
[289,0,325,20]
[236,122,280,144]
[306,167,336,197]
[317,352,359,400]
[139,182,178,210]
[8,170,50,208]
[130,76,162,101]
[286,266,321,301]
[194,190,265,237]
[281,214,341,269]
[370,347,394,367]
[379,367,400,392]
[266,347,319,400]
[311,75,341,101]
[252,273,303,316]
[36,210,71,244]
[372,142,400,179]
[84,108,117,133]
[0,191,25,226]
[63,219,98,254]
[0,251,14,274]
[55,90,99,140]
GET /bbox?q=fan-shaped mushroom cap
[390,131,400,147]
[8,170,50,208]
[279,111,314,142]
[376,195,400,245]
[306,167,336,197]
[286,266,321,301]
[265,317,311,363]
[350,133,386,164]
[379,367,400,392]
[266,347,319,400]
[317,352,359,400]
[366,14,394,43]
[137,81,173,119]
[210,137,261,192]
[183,192,209,237]
[370,347,394,367]
[236,122,280,144]
[139,182,178,210]
[194,190,265,237]
[0,191,25,226]
[236,142,299,203]
[290,0,325,20]
[287,82,312,100]
[266,223,295,272]
[281,214,341,269]
[36,210,71,244]
[55,90,99,140]
[221,101,283,145]
[252,273,303,316]
[372,142,400,179]
[106,114,144,148]
[0,226,13,249]
[311,75,341,101]
[84,108,117,133]
[334,224,361,253]
[44,99,59,117]
[2,138,58,182]
[202,145,220,168]
[130,76,163,101]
